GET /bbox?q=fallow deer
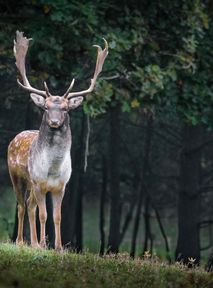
[8,31,108,250]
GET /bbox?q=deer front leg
[27,193,39,248]
[34,189,47,248]
[52,191,64,251]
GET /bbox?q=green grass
[0,243,212,288]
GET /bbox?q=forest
[0,0,213,270]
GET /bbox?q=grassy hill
[0,243,212,288]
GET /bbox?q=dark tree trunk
[75,176,83,252]
[46,192,54,247]
[206,254,213,272]
[154,207,171,263]
[99,156,107,256]
[130,184,143,258]
[175,124,203,265]
[118,192,137,246]
[63,165,82,249]
[130,115,153,258]
[143,196,153,254]
[107,105,121,254]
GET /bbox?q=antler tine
[44,81,51,97]
[63,78,75,98]
[66,38,108,99]
[14,31,47,97]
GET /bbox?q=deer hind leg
[10,174,26,245]
[16,202,25,245]
[52,191,65,251]
[27,192,39,248]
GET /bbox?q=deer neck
[36,113,71,151]
[28,113,72,187]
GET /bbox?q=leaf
[131,99,140,108]
[121,101,131,113]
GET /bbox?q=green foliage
[133,65,166,100]
[0,243,212,288]
[83,80,113,117]
[0,0,213,124]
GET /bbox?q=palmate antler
[63,39,109,99]
[14,31,108,99]
[14,31,47,97]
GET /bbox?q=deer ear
[30,93,45,108]
[68,96,83,110]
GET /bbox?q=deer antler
[14,31,48,97]
[63,78,75,98]
[44,81,52,97]
[65,38,108,99]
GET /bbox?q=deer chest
[28,146,72,188]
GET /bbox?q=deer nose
[49,119,60,128]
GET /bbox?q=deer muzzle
[49,119,61,128]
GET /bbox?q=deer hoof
[16,239,24,246]
[31,242,41,249]
[55,246,63,253]
[40,241,47,249]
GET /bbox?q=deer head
[14,31,108,128]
